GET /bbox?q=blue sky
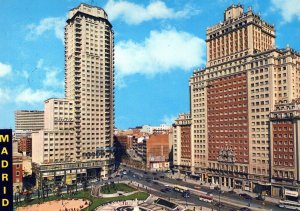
[1,0,300,130]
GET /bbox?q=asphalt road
[121,165,286,211]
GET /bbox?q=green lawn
[15,189,149,211]
[100,183,136,194]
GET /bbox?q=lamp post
[218,185,221,211]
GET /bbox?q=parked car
[239,193,253,200]
[255,195,265,201]
[214,202,225,208]
[239,207,251,211]
[214,186,220,191]
[159,175,165,179]
[176,178,183,181]
[228,190,236,194]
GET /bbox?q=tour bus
[173,185,189,193]
[279,200,300,210]
[198,191,214,203]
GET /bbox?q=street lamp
[218,185,221,211]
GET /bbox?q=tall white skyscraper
[32,3,114,186]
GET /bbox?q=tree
[55,185,63,197]
[82,178,89,191]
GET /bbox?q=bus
[173,185,189,193]
[279,200,300,210]
[198,191,214,203]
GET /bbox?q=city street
[121,165,286,211]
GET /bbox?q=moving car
[239,193,253,200]
[182,191,190,198]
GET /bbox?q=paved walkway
[95,199,146,211]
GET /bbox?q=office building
[174,4,300,197]
[32,3,114,187]
[15,110,44,140]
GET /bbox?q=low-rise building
[13,156,23,192]
[147,133,170,171]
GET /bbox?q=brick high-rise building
[18,137,32,156]
[174,4,300,197]
[32,3,114,187]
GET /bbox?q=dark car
[153,181,159,185]
[239,193,253,200]
[176,178,183,181]
[144,172,148,174]
[153,177,159,180]
[160,188,167,193]
[165,187,172,192]
[255,195,265,201]
[182,192,190,198]
[239,207,251,211]
[214,186,221,191]
[214,202,225,208]
[159,175,165,179]
[228,190,235,194]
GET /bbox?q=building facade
[270,101,300,199]
[140,124,171,134]
[13,156,23,192]
[172,113,193,173]
[18,137,32,156]
[32,3,114,187]
[15,110,44,140]
[147,133,170,171]
[174,4,300,198]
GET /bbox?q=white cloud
[15,70,29,79]
[16,88,60,104]
[43,68,64,88]
[26,17,65,42]
[115,29,206,85]
[104,0,199,25]
[161,115,177,125]
[0,88,11,102]
[271,0,300,22]
[0,62,12,77]
[36,59,44,69]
